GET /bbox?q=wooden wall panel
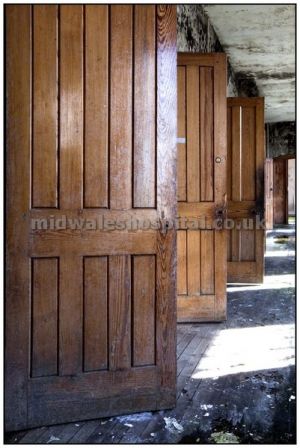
[32,6,58,208]
[84,6,109,208]
[32,258,58,377]
[110,6,132,210]
[83,257,108,371]
[133,256,156,366]
[133,6,156,208]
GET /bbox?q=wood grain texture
[156,4,177,404]
[83,257,108,371]
[200,67,214,202]
[6,4,178,430]
[231,106,242,201]
[187,66,200,202]
[211,54,227,321]
[32,258,58,377]
[133,256,156,366]
[133,5,156,208]
[84,6,108,208]
[177,66,186,202]
[109,256,131,370]
[227,97,265,283]
[273,158,287,224]
[5,5,31,431]
[242,107,256,201]
[110,5,132,210]
[32,6,58,208]
[177,53,227,322]
[187,230,200,295]
[177,230,187,295]
[200,231,214,294]
[60,5,83,209]
[265,158,273,229]
[59,256,83,375]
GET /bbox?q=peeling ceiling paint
[203,5,295,123]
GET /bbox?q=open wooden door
[227,98,265,283]
[177,53,227,322]
[6,5,177,431]
[265,159,274,230]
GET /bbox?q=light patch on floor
[192,324,295,379]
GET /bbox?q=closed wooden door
[227,98,265,283]
[177,53,227,322]
[273,158,288,225]
[6,5,177,431]
[265,159,274,230]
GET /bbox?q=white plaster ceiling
[203,5,295,123]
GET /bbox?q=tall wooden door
[177,53,227,322]
[227,98,265,283]
[273,158,288,225]
[265,159,274,230]
[6,5,177,431]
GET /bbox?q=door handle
[214,194,227,229]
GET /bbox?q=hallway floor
[5,226,295,444]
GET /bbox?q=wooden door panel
[6,5,177,431]
[32,6,58,208]
[264,159,274,229]
[273,158,288,225]
[31,258,58,378]
[83,256,108,372]
[177,54,227,322]
[227,98,265,283]
[84,6,109,208]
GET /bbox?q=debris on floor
[163,417,184,433]
[210,431,240,443]
[46,435,60,443]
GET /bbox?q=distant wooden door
[177,53,227,322]
[6,5,177,431]
[227,98,265,283]
[265,159,274,230]
[273,158,288,225]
